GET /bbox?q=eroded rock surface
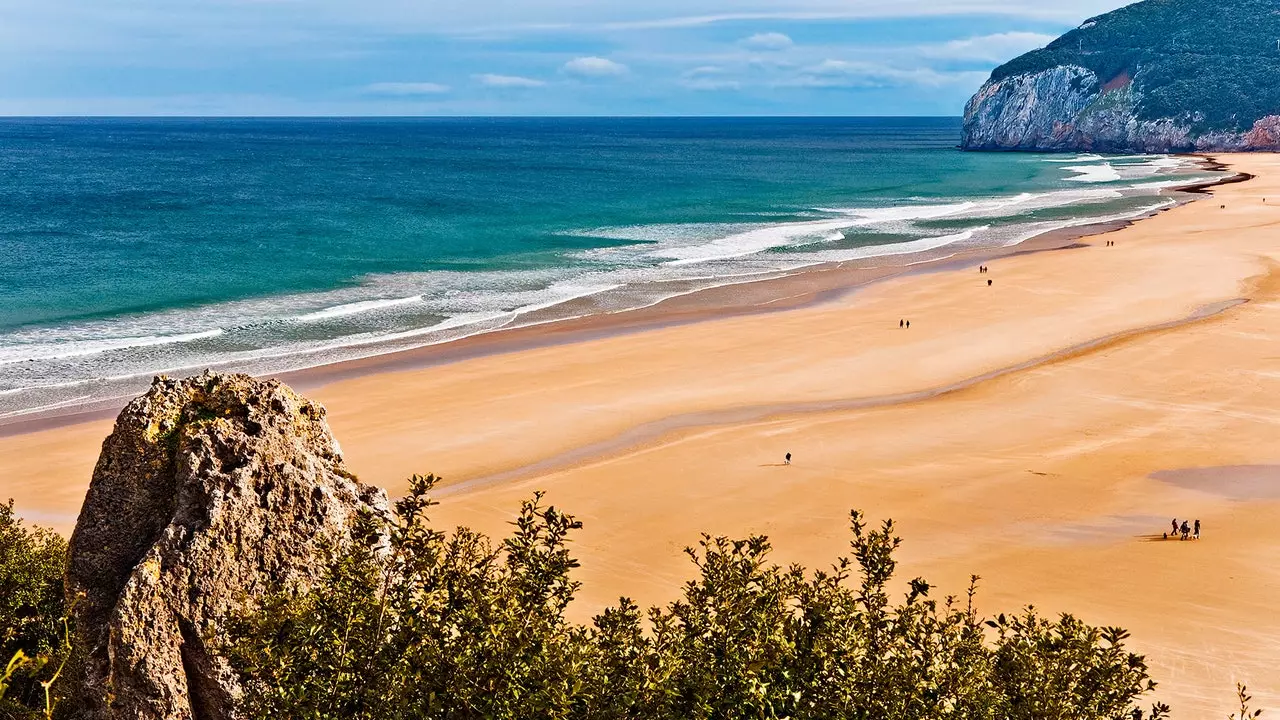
[961,0,1280,152]
[67,372,388,720]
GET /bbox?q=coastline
[4,153,1280,716]
[0,159,1237,438]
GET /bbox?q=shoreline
[0,159,1238,439]
[6,153,1280,716]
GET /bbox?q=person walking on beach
[1194,519,1201,539]
[1171,518,1178,537]
[987,279,993,287]
[784,452,792,465]
[905,320,910,329]
[1180,520,1190,540]
[900,319,904,328]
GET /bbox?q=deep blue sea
[0,117,1223,419]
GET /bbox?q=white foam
[0,328,224,366]
[798,227,985,264]
[295,295,424,323]
[1043,153,1104,163]
[997,198,1176,248]
[1064,163,1123,183]
[0,395,95,420]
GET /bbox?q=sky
[0,0,1133,116]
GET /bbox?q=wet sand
[3,155,1280,716]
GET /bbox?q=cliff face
[961,0,1280,152]
[67,372,389,720]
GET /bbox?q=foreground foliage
[227,475,1172,720]
[0,500,72,719]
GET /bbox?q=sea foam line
[0,328,225,366]
[295,295,424,323]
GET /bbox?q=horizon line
[0,114,965,120]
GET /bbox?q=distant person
[1194,519,1201,539]
[900,319,904,328]
[987,279,993,287]
[905,320,910,329]
[1171,518,1178,537]
[785,452,792,465]
[1180,520,1190,540]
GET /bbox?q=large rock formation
[66,372,389,720]
[962,0,1280,152]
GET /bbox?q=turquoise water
[0,117,1222,419]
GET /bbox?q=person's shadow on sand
[759,463,790,468]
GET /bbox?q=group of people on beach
[1165,517,1200,541]
[898,319,911,329]
[1105,240,1116,247]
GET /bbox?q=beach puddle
[1151,465,1280,500]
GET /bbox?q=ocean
[0,117,1224,421]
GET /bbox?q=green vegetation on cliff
[989,0,1280,133]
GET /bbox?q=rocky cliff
[962,0,1280,152]
[66,372,389,720]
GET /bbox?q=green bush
[0,500,72,719]
[226,475,1174,720]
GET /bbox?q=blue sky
[0,0,1131,116]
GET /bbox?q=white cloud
[681,77,743,91]
[561,56,629,77]
[789,59,986,88]
[577,3,1111,32]
[474,73,546,88]
[362,82,451,95]
[923,31,1055,62]
[679,65,741,91]
[740,32,793,51]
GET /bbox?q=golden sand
[5,154,1280,716]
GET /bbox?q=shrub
[226,475,1172,720]
[0,500,72,719]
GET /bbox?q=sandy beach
[4,154,1280,716]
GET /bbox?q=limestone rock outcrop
[67,372,389,720]
[962,67,1280,153]
[961,0,1280,153]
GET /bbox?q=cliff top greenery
[988,0,1280,132]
